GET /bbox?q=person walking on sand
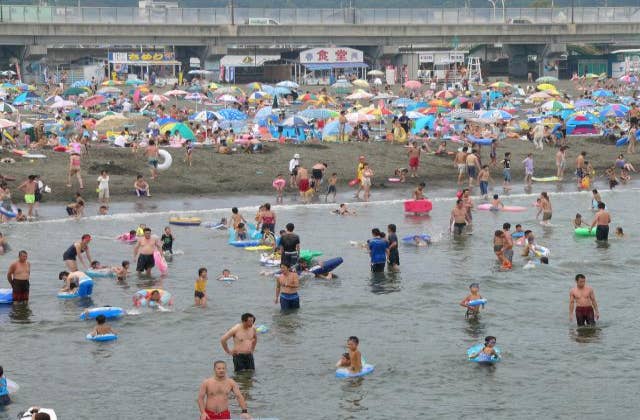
[627,123,637,154]
[453,147,468,186]
[197,361,250,420]
[17,175,37,219]
[556,146,567,179]
[67,152,83,189]
[523,153,534,186]
[408,141,421,178]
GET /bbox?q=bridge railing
[0,5,639,25]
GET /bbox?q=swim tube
[157,149,172,171]
[79,306,124,320]
[0,206,16,218]
[260,253,281,267]
[19,407,58,420]
[467,343,501,363]
[7,378,19,394]
[272,178,286,189]
[169,217,202,226]
[574,227,596,237]
[0,288,13,304]
[86,333,118,342]
[133,289,173,307]
[117,233,137,243]
[57,276,94,299]
[403,199,433,214]
[533,245,550,258]
[477,204,526,212]
[401,234,431,244]
[153,249,168,274]
[467,298,487,307]
[309,257,343,275]
[86,268,115,278]
[336,363,375,378]
[511,231,525,238]
[255,324,269,333]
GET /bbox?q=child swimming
[460,282,484,319]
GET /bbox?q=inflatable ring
[272,179,286,189]
[388,177,401,183]
[19,407,58,420]
[336,363,375,378]
[467,298,487,307]
[86,268,115,278]
[133,288,173,307]
[0,288,13,304]
[80,306,124,320]
[157,149,172,171]
[467,343,501,363]
[86,333,118,342]
[57,276,94,299]
[169,217,202,226]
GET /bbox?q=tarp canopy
[303,62,368,71]
[220,55,281,67]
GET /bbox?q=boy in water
[572,213,585,228]
[217,269,239,281]
[490,194,504,211]
[615,227,625,238]
[0,365,10,406]
[194,267,208,307]
[89,314,116,337]
[134,175,151,197]
[235,223,247,241]
[336,336,363,374]
[114,261,130,282]
[326,172,338,203]
[460,282,484,319]
[161,226,174,255]
[334,203,355,216]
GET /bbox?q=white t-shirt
[97,175,109,190]
[114,135,126,147]
[288,158,299,173]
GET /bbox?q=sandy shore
[0,134,627,204]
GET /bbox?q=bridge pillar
[504,44,546,79]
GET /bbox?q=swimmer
[197,360,250,420]
[114,260,130,282]
[412,235,429,247]
[98,205,108,215]
[260,225,277,250]
[413,182,427,200]
[217,269,239,282]
[569,274,599,327]
[336,336,363,374]
[468,336,500,362]
[195,267,208,307]
[513,224,524,236]
[524,256,549,269]
[591,189,603,210]
[0,365,9,406]
[235,223,247,241]
[572,213,585,228]
[90,260,107,270]
[334,203,355,216]
[615,227,625,238]
[490,194,504,211]
[273,173,286,204]
[89,314,116,337]
[460,282,484,319]
[297,259,333,279]
[230,207,247,230]
[521,230,536,257]
[148,290,162,305]
[58,270,87,293]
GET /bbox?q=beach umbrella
[12,91,41,105]
[449,109,479,120]
[206,82,220,91]
[480,109,513,120]
[97,87,121,95]
[584,73,600,79]
[367,69,384,77]
[619,74,639,84]
[165,90,188,97]
[189,110,217,122]
[49,100,76,109]
[214,86,244,96]
[429,99,450,107]
[276,80,299,89]
[254,106,276,120]
[142,94,169,104]
[0,118,17,129]
[93,110,119,119]
[489,81,512,88]
[322,120,353,140]
[567,112,600,125]
[404,111,426,119]
[411,115,436,133]
[373,78,383,86]
[449,97,470,107]
[352,79,369,89]
[281,115,311,127]
[536,83,557,92]
[101,80,123,86]
[362,106,393,117]
[599,104,629,119]
[435,90,456,100]
[0,102,16,114]
[95,114,129,129]
[574,99,596,110]
[404,80,422,90]
[346,90,374,101]
[246,82,262,91]
[535,76,558,83]
[392,98,415,108]
[216,108,247,120]
[71,80,92,88]
[528,92,552,102]
[185,85,202,93]
[417,106,448,115]
[541,100,574,111]
[63,87,89,97]
[298,108,338,120]
[592,89,614,98]
[125,79,146,86]
[161,122,196,140]
[345,112,375,123]
[248,91,271,102]
[83,95,106,108]
[266,86,291,97]
[217,94,238,103]
[405,102,428,111]
[185,92,206,102]
[371,93,398,100]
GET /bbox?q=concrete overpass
[0,6,640,47]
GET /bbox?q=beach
[1,134,621,203]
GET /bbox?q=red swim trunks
[298,178,310,192]
[409,156,420,168]
[205,409,231,419]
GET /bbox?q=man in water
[220,313,258,372]
[450,199,471,236]
[569,274,599,327]
[502,223,514,264]
[133,227,162,276]
[367,228,388,273]
[590,202,611,241]
[6,250,30,303]
[197,361,250,420]
[279,222,300,267]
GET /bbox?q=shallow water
[0,183,638,419]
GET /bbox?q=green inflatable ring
[574,227,596,237]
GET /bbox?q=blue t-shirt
[368,237,388,264]
[0,377,8,396]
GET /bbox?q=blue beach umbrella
[216,108,247,121]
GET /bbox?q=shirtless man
[453,147,468,186]
[575,151,586,182]
[296,165,311,203]
[569,274,599,327]
[408,142,421,178]
[58,270,88,293]
[197,361,250,420]
[229,207,246,230]
[412,182,426,200]
[7,250,30,303]
[220,313,258,372]
[502,222,514,264]
[590,201,611,241]
[145,140,160,180]
[450,199,471,236]
[133,227,162,275]
[465,150,480,187]
[18,175,37,219]
[536,192,552,225]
